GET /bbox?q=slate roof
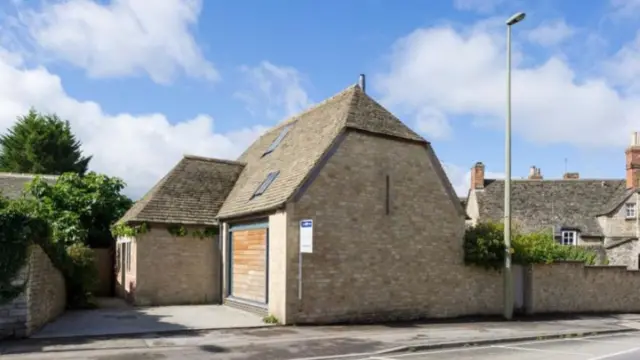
[597,187,639,216]
[0,173,58,199]
[474,179,627,236]
[119,155,244,225]
[217,84,428,219]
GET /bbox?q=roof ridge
[183,155,246,166]
[274,84,359,129]
[342,86,427,143]
[0,172,59,180]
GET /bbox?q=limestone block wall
[0,245,66,339]
[528,262,640,314]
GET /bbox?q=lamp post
[504,11,526,321]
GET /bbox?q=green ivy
[204,227,219,237]
[167,225,188,237]
[0,201,51,304]
[0,208,32,304]
[0,172,134,307]
[110,222,149,238]
[464,222,598,270]
[167,225,219,239]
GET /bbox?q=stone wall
[286,131,503,324]
[606,239,638,269]
[528,262,640,314]
[133,226,221,306]
[0,245,66,339]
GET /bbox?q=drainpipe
[634,193,640,269]
[636,193,639,239]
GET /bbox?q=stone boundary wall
[527,261,640,314]
[0,245,66,339]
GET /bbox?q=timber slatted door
[230,226,268,304]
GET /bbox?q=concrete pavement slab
[31,304,270,339]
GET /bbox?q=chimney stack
[528,166,543,180]
[626,131,640,188]
[359,74,366,93]
[470,162,485,190]
[563,172,580,180]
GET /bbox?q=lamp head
[506,12,526,26]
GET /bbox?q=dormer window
[263,124,293,156]
[560,230,577,246]
[625,203,636,219]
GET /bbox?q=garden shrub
[0,173,132,307]
[464,221,598,270]
[64,244,98,308]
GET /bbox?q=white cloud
[0,48,264,198]
[453,0,507,14]
[235,61,312,120]
[526,20,576,47]
[605,31,640,93]
[415,107,452,139]
[442,162,504,196]
[610,0,640,18]
[18,0,217,84]
[375,24,640,149]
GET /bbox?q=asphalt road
[359,333,640,360]
[4,332,640,360]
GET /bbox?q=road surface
[3,329,640,359]
[360,333,640,360]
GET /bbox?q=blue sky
[0,0,639,197]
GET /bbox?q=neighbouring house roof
[597,187,640,216]
[217,84,430,219]
[119,155,244,226]
[474,179,627,236]
[0,172,58,199]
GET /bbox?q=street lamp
[503,11,525,321]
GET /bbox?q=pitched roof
[597,187,639,216]
[0,173,58,199]
[217,84,427,219]
[119,155,244,225]
[474,179,627,236]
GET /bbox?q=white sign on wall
[299,219,313,253]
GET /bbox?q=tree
[25,172,134,248]
[0,109,92,175]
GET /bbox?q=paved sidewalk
[31,304,270,339]
[2,314,640,359]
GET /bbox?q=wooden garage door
[230,228,267,303]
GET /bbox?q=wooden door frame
[227,221,269,305]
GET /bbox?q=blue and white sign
[299,219,313,253]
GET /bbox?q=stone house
[116,78,505,324]
[0,173,58,199]
[115,156,243,305]
[465,132,640,269]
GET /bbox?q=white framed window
[625,203,636,219]
[125,243,131,272]
[117,238,132,273]
[561,231,577,246]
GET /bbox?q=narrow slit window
[263,124,292,156]
[253,171,280,198]
[385,175,390,215]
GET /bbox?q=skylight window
[263,124,292,156]
[253,171,280,198]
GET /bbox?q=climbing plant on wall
[166,225,219,239]
[0,202,48,304]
